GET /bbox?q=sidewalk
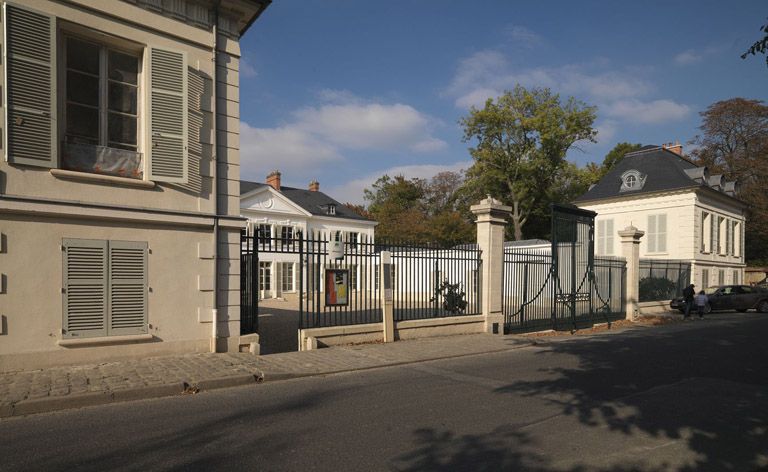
[0,334,536,418]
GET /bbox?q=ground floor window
[281,262,294,291]
[733,270,739,285]
[259,262,271,293]
[702,269,709,289]
[718,269,725,286]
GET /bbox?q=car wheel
[705,303,712,314]
[758,300,768,313]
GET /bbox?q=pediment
[241,187,310,216]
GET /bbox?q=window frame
[57,23,146,179]
[701,211,711,254]
[596,219,614,256]
[281,262,294,292]
[646,214,667,254]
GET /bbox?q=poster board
[325,269,349,306]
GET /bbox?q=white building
[240,171,377,299]
[574,144,747,289]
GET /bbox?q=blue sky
[239,0,768,204]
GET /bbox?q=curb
[1,372,264,419]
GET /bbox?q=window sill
[51,169,156,189]
[58,333,154,348]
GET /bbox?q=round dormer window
[619,169,646,192]
[625,175,637,188]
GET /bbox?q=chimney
[266,170,281,191]
[309,179,320,192]
[662,140,683,156]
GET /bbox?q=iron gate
[503,204,626,333]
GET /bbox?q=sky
[238,0,768,204]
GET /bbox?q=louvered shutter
[647,216,657,253]
[148,47,187,183]
[63,240,108,338]
[657,214,667,252]
[3,3,57,167]
[108,241,148,335]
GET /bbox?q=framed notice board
[325,269,349,306]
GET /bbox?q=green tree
[460,86,597,240]
[583,142,642,185]
[741,18,768,68]
[363,171,475,246]
[690,98,768,264]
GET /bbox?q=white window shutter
[647,215,657,253]
[148,47,188,183]
[63,239,108,338]
[606,219,614,255]
[108,241,148,335]
[657,214,667,252]
[596,220,605,255]
[3,3,57,167]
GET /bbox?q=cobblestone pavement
[0,333,539,417]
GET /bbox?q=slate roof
[574,145,738,203]
[240,180,374,222]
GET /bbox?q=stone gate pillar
[471,197,512,335]
[619,225,644,320]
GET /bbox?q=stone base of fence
[638,301,675,316]
[298,315,486,351]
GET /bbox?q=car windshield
[704,287,719,295]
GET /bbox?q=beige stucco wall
[0,213,220,369]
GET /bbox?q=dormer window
[327,204,336,216]
[620,170,646,192]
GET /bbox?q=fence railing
[502,248,626,333]
[387,241,482,322]
[638,259,691,302]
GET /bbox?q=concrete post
[470,196,512,335]
[380,251,395,343]
[619,225,645,320]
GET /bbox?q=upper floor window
[596,219,614,255]
[717,217,727,255]
[63,36,141,178]
[734,222,742,257]
[3,5,189,184]
[347,232,359,249]
[646,214,667,253]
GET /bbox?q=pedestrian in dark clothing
[694,290,708,319]
[682,284,695,319]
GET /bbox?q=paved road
[2,313,767,471]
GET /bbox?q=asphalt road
[3,313,768,471]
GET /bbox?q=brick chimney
[309,179,320,192]
[662,141,683,156]
[266,170,281,191]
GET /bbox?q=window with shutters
[62,239,148,338]
[718,217,726,255]
[702,269,709,289]
[3,4,188,184]
[646,214,667,254]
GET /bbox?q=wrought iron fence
[638,259,691,302]
[387,241,482,321]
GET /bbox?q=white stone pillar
[470,197,512,335]
[380,251,395,343]
[619,225,644,320]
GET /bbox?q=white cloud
[239,122,342,180]
[503,25,542,47]
[446,49,691,126]
[594,120,618,144]
[325,161,472,205]
[605,99,690,124]
[239,95,446,182]
[674,50,702,65]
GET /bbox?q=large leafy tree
[741,18,768,68]
[460,86,597,240]
[364,172,475,246]
[690,98,768,264]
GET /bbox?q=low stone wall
[298,314,486,351]
[639,300,674,315]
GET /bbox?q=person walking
[682,284,696,320]
[694,290,709,319]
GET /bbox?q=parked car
[670,285,768,314]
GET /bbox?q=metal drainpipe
[210,2,220,352]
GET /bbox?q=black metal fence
[389,242,482,321]
[502,204,626,333]
[241,231,480,333]
[639,259,691,302]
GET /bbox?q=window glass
[67,38,100,75]
[108,50,138,84]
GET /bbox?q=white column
[380,251,395,343]
[470,197,512,335]
[619,225,645,320]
